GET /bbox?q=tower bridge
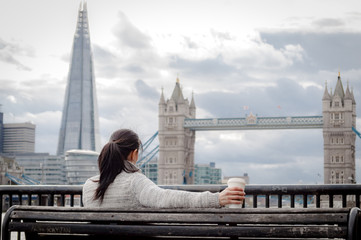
[158,74,356,185]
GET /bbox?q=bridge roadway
[184,115,323,131]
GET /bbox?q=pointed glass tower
[57,2,100,155]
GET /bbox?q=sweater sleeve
[131,173,220,208]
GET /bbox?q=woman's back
[83,171,143,208]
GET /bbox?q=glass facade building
[65,150,99,185]
[57,2,100,155]
[140,157,158,184]
[13,153,66,185]
[194,162,222,185]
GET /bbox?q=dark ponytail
[94,129,141,202]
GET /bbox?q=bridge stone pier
[158,74,356,185]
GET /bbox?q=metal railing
[161,184,361,208]
[1,184,361,236]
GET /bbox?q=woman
[82,129,245,208]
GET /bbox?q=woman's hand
[219,187,245,207]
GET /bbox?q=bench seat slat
[11,211,348,224]
[9,222,347,238]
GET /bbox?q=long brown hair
[94,129,141,202]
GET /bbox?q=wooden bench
[2,205,360,240]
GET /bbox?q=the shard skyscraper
[57,2,100,155]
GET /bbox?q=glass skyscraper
[57,2,100,155]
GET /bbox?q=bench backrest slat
[11,210,348,224]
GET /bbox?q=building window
[330,113,343,120]
[166,157,177,164]
[165,171,169,184]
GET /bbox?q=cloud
[312,18,345,28]
[346,11,361,24]
[211,29,233,42]
[6,95,17,103]
[260,31,361,71]
[135,79,159,100]
[194,77,322,119]
[113,12,152,49]
[123,65,144,73]
[0,38,33,71]
[0,76,65,117]
[281,44,304,62]
[94,15,164,80]
[169,55,236,77]
[93,44,116,61]
[183,37,198,49]
[166,33,307,84]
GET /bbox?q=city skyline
[0,0,361,184]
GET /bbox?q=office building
[57,2,100,155]
[14,153,66,185]
[2,122,35,154]
[140,157,158,184]
[194,162,222,185]
[65,150,99,185]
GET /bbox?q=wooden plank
[11,211,348,224]
[10,205,351,214]
[9,222,347,238]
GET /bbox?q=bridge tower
[322,73,356,184]
[158,78,196,185]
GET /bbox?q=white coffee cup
[226,178,246,208]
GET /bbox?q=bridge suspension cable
[142,131,158,151]
[352,127,361,139]
[137,132,159,168]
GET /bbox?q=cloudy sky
[1,0,361,184]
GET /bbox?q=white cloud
[6,95,17,103]
[281,44,305,62]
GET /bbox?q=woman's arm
[131,173,245,208]
[131,173,220,208]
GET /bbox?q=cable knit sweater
[82,169,220,209]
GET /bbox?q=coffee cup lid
[227,178,246,184]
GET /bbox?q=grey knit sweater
[82,170,220,208]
